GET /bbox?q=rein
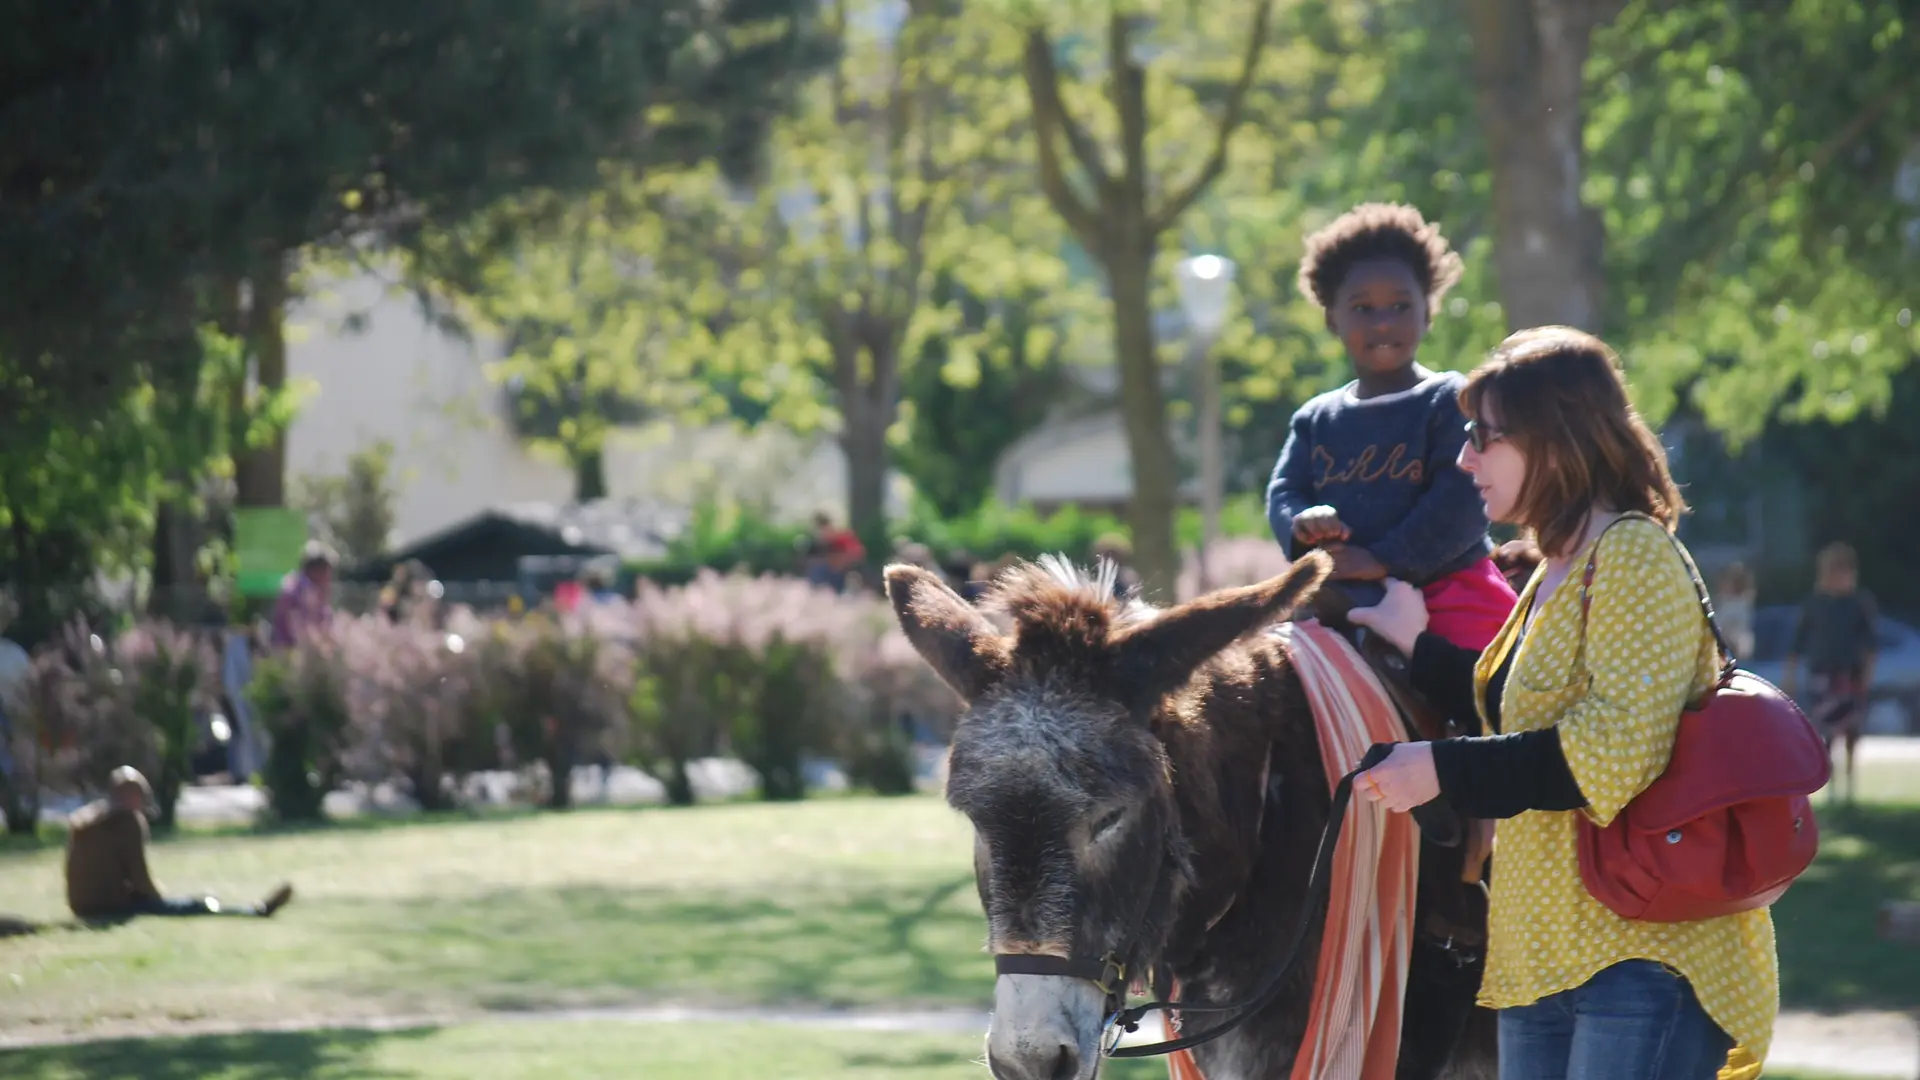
[994,742,1394,1061]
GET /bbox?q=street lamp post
[1174,254,1237,595]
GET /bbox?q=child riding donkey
[1266,202,1518,653]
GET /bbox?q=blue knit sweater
[1264,370,1492,585]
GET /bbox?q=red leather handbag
[1572,519,1831,923]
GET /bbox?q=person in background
[1267,202,1516,651]
[66,766,294,920]
[0,593,29,788]
[1784,542,1877,803]
[1713,561,1758,660]
[803,512,866,593]
[270,541,337,649]
[1349,326,1776,1080]
[379,559,436,624]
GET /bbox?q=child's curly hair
[1296,202,1464,311]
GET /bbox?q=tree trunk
[837,337,897,570]
[235,260,289,508]
[1106,248,1182,598]
[1466,0,1613,332]
[573,449,608,503]
[545,747,575,809]
[148,500,205,621]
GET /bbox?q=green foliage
[1588,0,1920,440]
[893,279,1067,519]
[290,440,400,565]
[248,644,352,824]
[0,326,257,646]
[0,0,830,423]
[443,1,1084,541]
[892,499,1128,566]
[627,500,814,585]
[1762,363,1920,617]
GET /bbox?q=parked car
[1742,604,1920,735]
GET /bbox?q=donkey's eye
[1090,808,1126,841]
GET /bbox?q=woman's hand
[1346,578,1430,657]
[1354,742,1441,813]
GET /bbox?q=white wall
[284,269,903,546]
[284,271,572,546]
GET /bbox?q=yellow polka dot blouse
[1473,516,1777,1080]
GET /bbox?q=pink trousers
[1421,557,1518,651]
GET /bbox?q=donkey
[885,552,1497,1080]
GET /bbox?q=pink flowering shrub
[110,620,221,828]
[628,572,858,802]
[0,646,92,834]
[472,605,633,809]
[334,616,494,812]
[1174,537,1296,602]
[0,619,223,831]
[838,614,961,795]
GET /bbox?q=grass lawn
[0,1020,1872,1080]
[0,797,988,1042]
[0,749,1912,1068]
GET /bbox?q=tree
[894,278,1067,518]
[454,0,1075,551]
[1461,0,1621,332]
[1005,1,1286,593]
[1585,0,1920,440]
[704,0,1074,553]
[290,440,400,565]
[0,0,829,425]
[0,0,829,624]
[1344,0,1919,443]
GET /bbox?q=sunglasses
[1464,419,1507,454]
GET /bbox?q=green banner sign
[234,508,310,598]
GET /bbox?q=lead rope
[1102,742,1393,1059]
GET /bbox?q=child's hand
[1292,505,1350,546]
[1328,545,1388,581]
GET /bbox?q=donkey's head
[884,553,1329,1080]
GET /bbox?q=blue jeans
[1498,960,1734,1080]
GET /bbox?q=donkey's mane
[979,554,1158,632]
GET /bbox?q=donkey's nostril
[1050,1042,1081,1080]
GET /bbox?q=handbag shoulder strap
[1578,512,1738,685]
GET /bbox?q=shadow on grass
[1774,803,1920,1011]
[0,1028,430,1080]
[317,872,992,1011]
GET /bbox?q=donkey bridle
[991,742,1395,1060]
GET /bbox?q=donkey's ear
[884,564,1011,702]
[1110,551,1331,710]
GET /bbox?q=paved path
[3,1003,1914,1077]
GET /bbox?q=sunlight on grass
[0,798,986,1040]
[0,756,1913,1046]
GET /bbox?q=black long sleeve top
[1407,630,1587,819]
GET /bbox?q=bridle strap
[995,954,1113,983]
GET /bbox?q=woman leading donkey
[1351,326,1779,1080]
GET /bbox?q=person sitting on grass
[65,766,294,921]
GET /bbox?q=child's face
[1326,258,1429,382]
[1819,563,1857,593]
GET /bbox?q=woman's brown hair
[1460,326,1686,557]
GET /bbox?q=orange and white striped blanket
[1163,619,1420,1080]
